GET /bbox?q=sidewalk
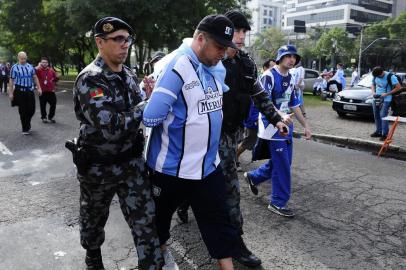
[296,101,406,157]
[55,82,406,155]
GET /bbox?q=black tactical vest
[222,50,258,134]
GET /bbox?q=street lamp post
[358,27,387,76]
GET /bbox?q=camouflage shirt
[73,55,144,156]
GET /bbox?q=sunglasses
[101,35,134,45]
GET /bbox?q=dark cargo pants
[78,157,162,270]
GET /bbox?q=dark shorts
[240,128,258,150]
[150,167,242,259]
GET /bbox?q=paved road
[0,87,405,269]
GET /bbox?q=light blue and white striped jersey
[10,63,36,89]
[333,68,346,89]
[143,54,224,180]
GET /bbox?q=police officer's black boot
[85,248,105,270]
[176,202,189,224]
[234,237,262,268]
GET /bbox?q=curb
[293,131,406,161]
[58,80,76,83]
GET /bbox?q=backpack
[373,72,401,90]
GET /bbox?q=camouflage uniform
[222,51,282,234]
[73,56,162,269]
[218,131,243,233]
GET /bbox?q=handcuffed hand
[282,113,294,125]
[276,122,289,136]
[142,76,155,99]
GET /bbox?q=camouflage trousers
[219,131,243,235]
[78,157,162,270]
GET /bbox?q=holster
[65,138,89,175]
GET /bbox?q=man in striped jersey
[9,51,42,134]
[143,15,287,270]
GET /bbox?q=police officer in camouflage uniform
[220,10,291,268]
[72,17,161,270]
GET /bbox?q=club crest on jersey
[198,87,222,115]
[283,82,288,87]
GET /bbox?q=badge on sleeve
[89,87,104,98]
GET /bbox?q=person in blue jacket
[244,45,312,218]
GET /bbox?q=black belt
[15,85,33,91]
[86,146,141,165]
[82,129,145,165]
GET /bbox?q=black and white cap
[197,15,237,49]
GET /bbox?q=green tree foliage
[0,0,240,74]
[354,11,406,72]
[313,27,354,67]
[249,27,285,63]
[0,0,88,74]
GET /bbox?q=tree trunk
[137,43,145,75]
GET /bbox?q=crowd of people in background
[0,62,11,93]
[5,52,59,135]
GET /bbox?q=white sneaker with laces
[162,249,179,270]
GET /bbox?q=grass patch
[59,74,78,81]
[55,69,79,81]
[303,93,332,107]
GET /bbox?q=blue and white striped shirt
[258,67,300,141]
[10,63,36,89]
[143,54,224,180]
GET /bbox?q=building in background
[281,0,393,34]
[392,0,406,17]
[245,0,284,46]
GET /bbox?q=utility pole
[358,26,363,76]
[331,38,337,68]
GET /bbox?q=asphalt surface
[0,85,405,270]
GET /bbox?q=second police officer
[221,10,290,268]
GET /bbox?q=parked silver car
[332,72,406,117]
[303,68,320,92]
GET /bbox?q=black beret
[93,17,134,37]
[224,10,251,31]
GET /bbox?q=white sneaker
[162,249,179,270]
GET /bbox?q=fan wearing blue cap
[245,44,312,218]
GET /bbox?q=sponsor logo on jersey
[184,80,200,91]
[198,87,223,115]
